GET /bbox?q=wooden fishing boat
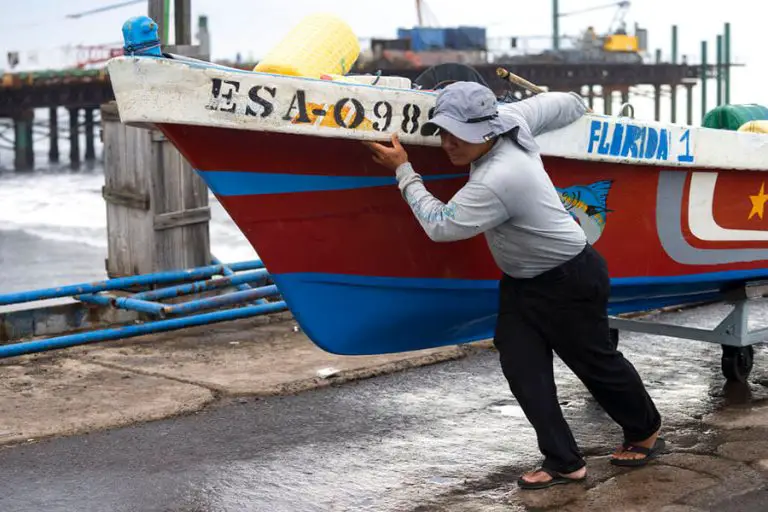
[106,29,768,365]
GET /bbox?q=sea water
[0,145,257,301]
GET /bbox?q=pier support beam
[685,83,695,125]
[654,85,662,122]
[13,109,34,171]
[49,107,59,163]
[69,107,80,167]
[586,85,595,110]
[724,22,731,104]
[716,34,723,106]
[671,25,678,124]
[670,85,677,124]
[84,108,96,161]
[603,88,613,115]
[700,40,708,119]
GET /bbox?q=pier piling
[13,109,34,171]
[49,107,59,163]
[603,88,613,116]
[724,22,731,104]
[69,107,80,167]
[671,25,678,123]
[685,82,695,125]
[85,108,96,161]
[716,35,723,106]
[700,41,708,119]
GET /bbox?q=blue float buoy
[121,16,162,57]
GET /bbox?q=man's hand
[363,133,409,171]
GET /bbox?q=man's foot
[610,430,666,467]
[517,465,587,490]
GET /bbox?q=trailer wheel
[721,345,754,383]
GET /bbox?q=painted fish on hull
[557,180,613,244]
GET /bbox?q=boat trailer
[610,280,768,383]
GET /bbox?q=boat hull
[158,123,768,354]
[105,56,768,355]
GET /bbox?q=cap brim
[422,114,494,144]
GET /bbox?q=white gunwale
[106,56,768,172]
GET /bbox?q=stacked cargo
[396,26,487,52]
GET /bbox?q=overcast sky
[0,0,765,122]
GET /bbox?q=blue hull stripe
[270,270,768,356]
[612,267,768,286]
[197,170,466,196]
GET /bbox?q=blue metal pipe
[75,293,113,307]
[211,255,254,292]
[162,285,280,316]
[112,296,167,316]
[0,260,264,306]
[76,293,166,316]
[0,300,288,359]
[212,254,267,306]
[223,260,265,272]
[132,269,269,301]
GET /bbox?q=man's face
[440,131,493,166]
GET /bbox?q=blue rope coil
[123,39,161,56]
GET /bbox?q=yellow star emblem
[749,182,768,220]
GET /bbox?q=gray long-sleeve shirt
[395,91,588,278]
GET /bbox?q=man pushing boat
[363,82,664,490]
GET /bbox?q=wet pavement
[1,302,768,511]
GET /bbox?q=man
[363,82,664,490]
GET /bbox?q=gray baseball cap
[422,81,524,145]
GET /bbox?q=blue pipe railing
[210,255,256,293]
[161,285,280,316]
[74,293,167,316]
[0,258,289,359]
[0,260,265,306]
[0,301,288,359]
[211,254,267,306]
[131,269,269,301]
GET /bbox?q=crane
[553,1,638,54]
[414,0,439,27]
[66,0,145,19]
[560,0,630,35]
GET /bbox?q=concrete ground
[1,303,767,511]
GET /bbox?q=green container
[702,104,768,130]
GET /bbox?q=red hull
[161,123,768,281]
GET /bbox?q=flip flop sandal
[517,467,587,490]
[610,437,666,467]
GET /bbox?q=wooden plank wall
[101,102,210,278]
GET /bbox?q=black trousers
[493,244,661,474]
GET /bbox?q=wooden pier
[0,69,111,170]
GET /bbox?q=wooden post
[69,107,80,167]
[84,108,96,160]
[670,85,677,124]
[671,25,678,124]
[701,40,708,118]
[174,0,192,45]
[100,102,210,277]
[686,82,695,125]
[148,0,167,44]
[603,88,613,116]
[13,109,34,171]
[49,107,59,163]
